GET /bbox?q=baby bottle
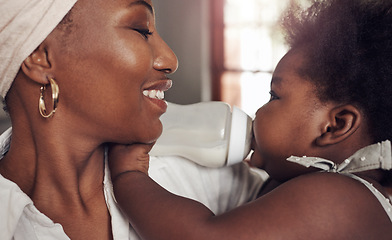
[149,101,253,167]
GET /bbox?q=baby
[109,0,392,239]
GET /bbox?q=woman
[0,0,179,239]
[0,0,264,239]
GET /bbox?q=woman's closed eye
[269,90,279,102]
[133,28,153,40]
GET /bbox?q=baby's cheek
[249,148,261,169]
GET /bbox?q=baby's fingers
[108,143,154,180]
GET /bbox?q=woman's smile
[142,78,173,112]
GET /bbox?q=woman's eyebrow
[128,0,153,14]
[271,77,283,86]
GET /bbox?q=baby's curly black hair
[282,0,392,143]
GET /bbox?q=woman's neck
[0,124,107,207]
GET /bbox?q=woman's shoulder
[251,172,392,239]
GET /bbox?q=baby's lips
[250,133,256,150]
[250,131,256,150]
[250,121,255,150]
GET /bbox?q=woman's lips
[144,79,172,92]
[142,79,172,111]
[143,79,172,99]
[145,96,168,112]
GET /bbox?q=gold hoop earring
[39,78,59,118]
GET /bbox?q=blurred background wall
[154,0,212,104]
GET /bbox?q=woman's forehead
[68,0,155,25]
[124,0,153,9]
[127,0,153,13]
[75,0,153,11]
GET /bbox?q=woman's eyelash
[269,91,279,101]
[134,29,153,39]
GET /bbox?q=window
[211,0,292,117]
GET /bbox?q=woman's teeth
[143,90,165,100]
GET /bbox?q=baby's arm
[108,145,383,240]
[109,144,216,239]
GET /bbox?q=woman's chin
[140,128,163,144]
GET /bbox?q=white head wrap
[0,0,78,99]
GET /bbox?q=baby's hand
[108,143,154,182]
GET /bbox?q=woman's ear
[21,44,51,85]
[316,105,362,146]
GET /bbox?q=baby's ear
[316,105,361,146]
[21,43,51,85]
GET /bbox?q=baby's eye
[133,28,153,40]
[268,91,279,102]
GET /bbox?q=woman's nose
[153,34,179,74]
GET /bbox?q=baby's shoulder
[276,172,387,213]
[281,171,370,197]
[260,172,392,238]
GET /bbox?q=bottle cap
[227,106,252,165]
